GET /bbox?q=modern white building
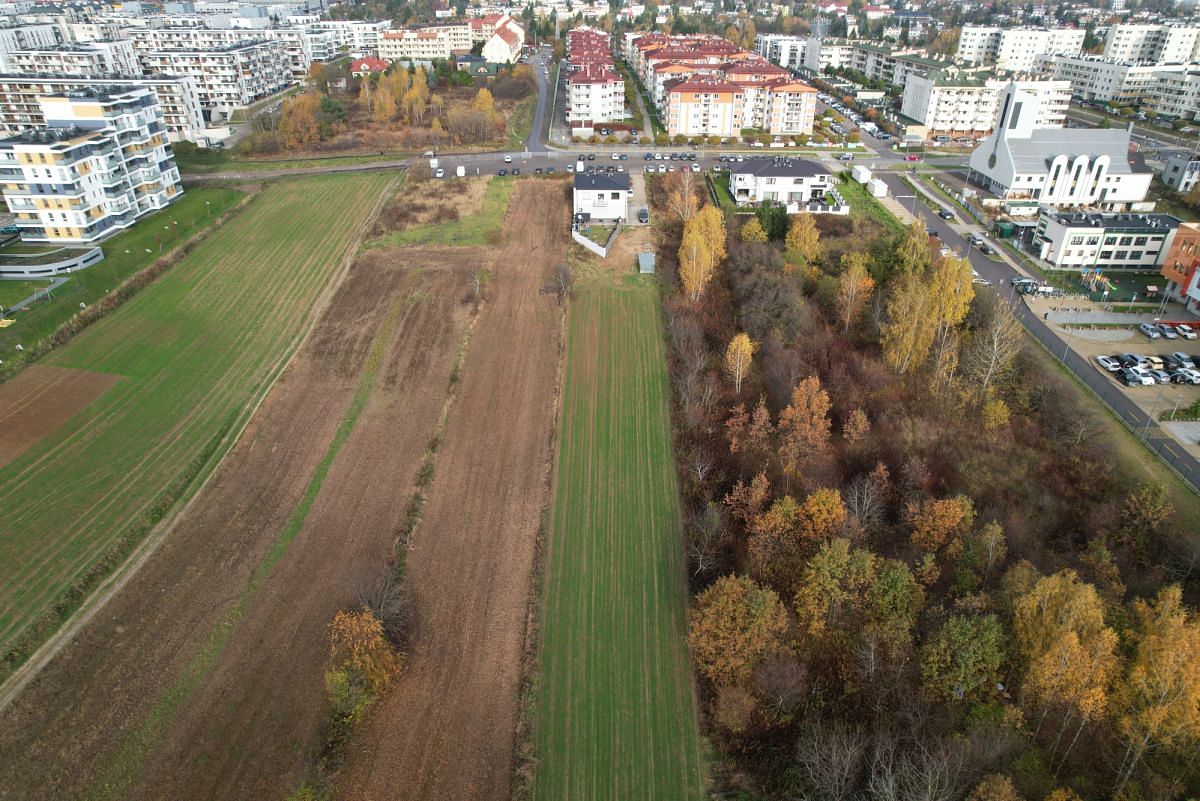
[566,63,624,131]
[378,13,523,63]
[754,33,806,70]
[1161,151,1200,194]
[0,74,206,142]
[573,171,630,222]
[901,74,1070,138]
[8,40,141,78]
[728,157,847,214]
[1034,210,1181,270]
[305,19,390,54]
[1145,67,1200,120]
[0,23,64,71]
[969,83,1154,209]
[1104,23,1200,65]
[138,41,291,122]
[0,86,183,244]
[956,25,1085,72]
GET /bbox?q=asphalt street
[877,171,1200,490]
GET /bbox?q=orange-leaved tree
[777,376,831,481]
[688,574,788,686]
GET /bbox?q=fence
[572,222,622,258]
[0,246,103,278]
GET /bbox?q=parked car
[1158,324,1179,339]
[637,207,649,223]
[587,153,596,160]
[980,244,997,255]
[1172,368,1200,384]
[657,164,666,173]
[1096,355,1122,372]
[1146,354,1166,370]
[644,153,654,160]
[1163,354,1187,371]
[435,168,445,178]
[498,168,507,176]
[967,234,983,246]
[1171,351,1196,369]
[1139,322,1162,339]
[511,168,520,175]
[905,154,921,162]
[690,163,700,172]
[1119,353,1149,368]
[1149,369,1173,384]
[1176,323,1198,339]
[1120,368,1156,386]
[837,153,854,161]
[938,209,954,220]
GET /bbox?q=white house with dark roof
[728,157,847,214]
[968,82,1154,210]
[573,171,631,222]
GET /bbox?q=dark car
[980,244,996,255]
[535,167,543,174]
[619,154,628,160]
[637,207,649,223]
[644,153,654,160]
[498,168,507,176]
[546,167,556,173]
[511,168,520,175]
[587,153,596,160]
[938,209,954,220]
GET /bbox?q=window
[1105,236,1117,244]
[1069,235,1084,245]
[611,192,621,199]
[1134,236,1147,246]
[1100,251,1112,259]
[1114,250,1128,259]
[1119,236,1132,246]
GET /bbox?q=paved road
[878,171,1200,492]
[526,47,552,153]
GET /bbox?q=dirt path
[0,365,121,468]
[336,181,569,801]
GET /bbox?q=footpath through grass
[0,171,392,678]
[368,176,514,248]
[534,277,706,801]
[0,188,243,376]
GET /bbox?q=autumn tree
[725,471,770,525]
[777,376,832,481]
[967,774,1024,801]
[473,86,495,114]
[1113,585,1200,794]
[836,252,875,332]
[895,220,933,275]
[921,613,1004,703]
[679,229,714,302]
[666,169,700,222]
[278,92,321,150]
[740,217,768,243]
[693,205,727,265]
[795,487,846,544]
[372,82,396,124]
[724,333,756,394]
[748,495,803,586]
[784,213,820,274]
[963,294,1023,393]
[329,609,402,695]
[926,256,975,387]
[1118,482,1173,554]
[908,495,975,560]
[688,574,789,686]
[843,408,870,445]
[881,273,936,374]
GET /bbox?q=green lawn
[0,172,393,678]
[506,94,537,150]
[0,188,243,377]
[0,279,50,310]
[837,175,905,235]
[367,176,514,248]
[709,172,735,210]
[534,278,706,801]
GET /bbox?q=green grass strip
[367,176,515,249]
[81,291,406,801]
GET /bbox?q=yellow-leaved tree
[881,273,936,374]
[724,332,756,394]
[740,217,768,243]
[784,213,820,274]
[679,229,714,302]
[836,251,875,332]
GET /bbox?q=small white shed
[867,178,888,198]
[851,164,872,184]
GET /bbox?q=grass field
[368,176,515,248]
[534,277,706,801]
[837,174,905,236]
[0,188,243,376]
[0,171,392,675]
[0,279,50,310]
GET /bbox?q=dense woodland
[648,171,1200,801]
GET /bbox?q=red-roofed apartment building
[565,26,625,133]
[379,12,523,64]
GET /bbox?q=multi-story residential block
[1038,53,1199,115]
[1161,151,1200,194]
[0,86,182,244]
[754,33,806,70]
[969,83,1153,210]
[138,41,290,122]
[305,20,390,54]
[956,25,1085,72]
[1104,23,1200,65]
[763,80,817,135]
[728,157,846,214]
[1161,222,1200,315]
[900,73,1070,139]
[1145,67,1200,120]
[129,25,318,81]
[66,21,126,43]
[378,13,523,63]
[9,40,141,78]
[1034,210,1181,270]
[0,23,65,71]
[0,74,206,142]
[567,64,624,131]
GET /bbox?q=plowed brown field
[0,365,120,468]
[0,247,477,801]
[336,181,569,801]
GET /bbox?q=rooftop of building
[730,156,829,178]
[1044,210,1182,231]
[1004,127,1153,175]
[574,171,631,191]
[0,125,105,147]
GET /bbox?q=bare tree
[687,447,715,484]
[963,297,1023,393]
[794,720,867,801]
[355,570,415,648]
[845,471,888,534]
[471,267,489,301]
[556,263,573,302]
[687,502,726,578]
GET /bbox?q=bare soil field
[336,181,569,801]
[0,248,475,800]
[0,365,120,468]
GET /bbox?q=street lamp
[897,194,918,219]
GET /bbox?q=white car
[1174,368,1200,385]
[690,163,700,172]
[611,153,620,160]
[1177,323,1198,340]
[1139,323,1162,339]
[1096,355,1122,372]
[435,167,445,178]
[657,164,666,173]
[504,154,513,163]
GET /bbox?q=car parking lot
[1070,325,1200,424]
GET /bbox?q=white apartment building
[378,13,523,63]
[67,21,126,43]
[729,157,847,214]
[9,40,141,78]
[0,86,183,244]
[1038,53,1198,113]
[956,25,1085,72]
[0,24,65,71]
[802,36,855,72]
[573,171,629,222]
[1146,68,1200,120]
[664,77,816,138]
[1034,211,1181,270]
[754,33,806,70]
[305,20,390,53]
[901,74,1070,138]
[1104,23,1200,65]
[138,41,290,121]
[566,64,624,131]
[129,25,316,80]
[0,74,205,141]
[969,83,1154,209]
